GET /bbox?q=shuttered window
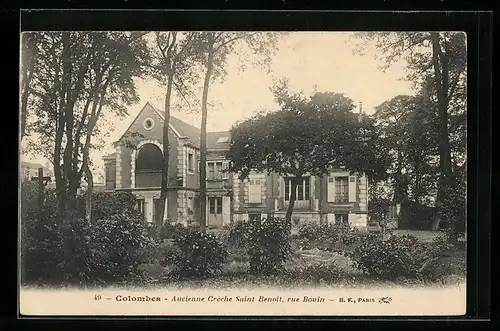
[248,179,262,203]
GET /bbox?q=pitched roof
[206,131,231,150]
[168,115,201,147]
[120,102,231,150]
[153,107,230,150]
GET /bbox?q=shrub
[166,227,228,278]
[82,191,139,221]
[349,233,449,281]
[219,221,251,246]
[160,222,187,240]
[247,217,292,275]
[20,185,155,286]
[20,207,65,285]
[81,210,155,284]
[20,182,64,285]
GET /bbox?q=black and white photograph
[19,30,467,316]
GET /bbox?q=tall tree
[150,32,201,237]
[227,83,390,223]
[353,31,466,239]
[22,31,151,281]
[191,32,280,232]
[20,33,40,141]
[373,94,439,206]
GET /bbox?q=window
[208,197,223,215]
[388,206,397,219]
[207,161,223,180]
[105,166,111,181]
[335,176,349,203]
[177,176,183,187]
[143,118,154,130]
[105,164,115,182]
[136,144,163,172]
[137,199,145,220]
[335,214,349,226]
[208,162,215,179]
[216,137,230,143]
[187,153,194,173]
[284,177,310,201]
[217,197,223,214]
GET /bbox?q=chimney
[359,101,363,114]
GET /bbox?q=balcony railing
[334,193,349,203]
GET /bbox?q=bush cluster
[349,233,460,281]
[160,222,188,240]
[215,218,294,275]
[247,217,292,275]
[20,184,154,286]
[165,228,228,278]
[80,211,155,284]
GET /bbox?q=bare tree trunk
[285,178,299,224]
[199,34,215,233]
[81,78,110,222]
[59,31,79,283]
[156,32,177,238]
[85,167,93,221]
[158,73,173,237]
[430,32,455,242]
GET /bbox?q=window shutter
[248,178,261,203]
[222,196,230,224]
[222,161,229,179]
[327,175,336,202]
[348,175,357,202]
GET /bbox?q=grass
[391,230,442,243]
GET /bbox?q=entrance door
[208,197,223,228]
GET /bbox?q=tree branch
[213,33,253,53]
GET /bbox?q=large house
[103,102,369,228]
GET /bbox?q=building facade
[103,102,369,228]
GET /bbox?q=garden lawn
[134,234,466,290]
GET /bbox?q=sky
[20,32,415,180]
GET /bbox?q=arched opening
[135,143,163,187]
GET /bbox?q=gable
[117,102,230,151]
[118,102,179,146]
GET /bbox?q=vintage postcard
[19,30,467,316]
